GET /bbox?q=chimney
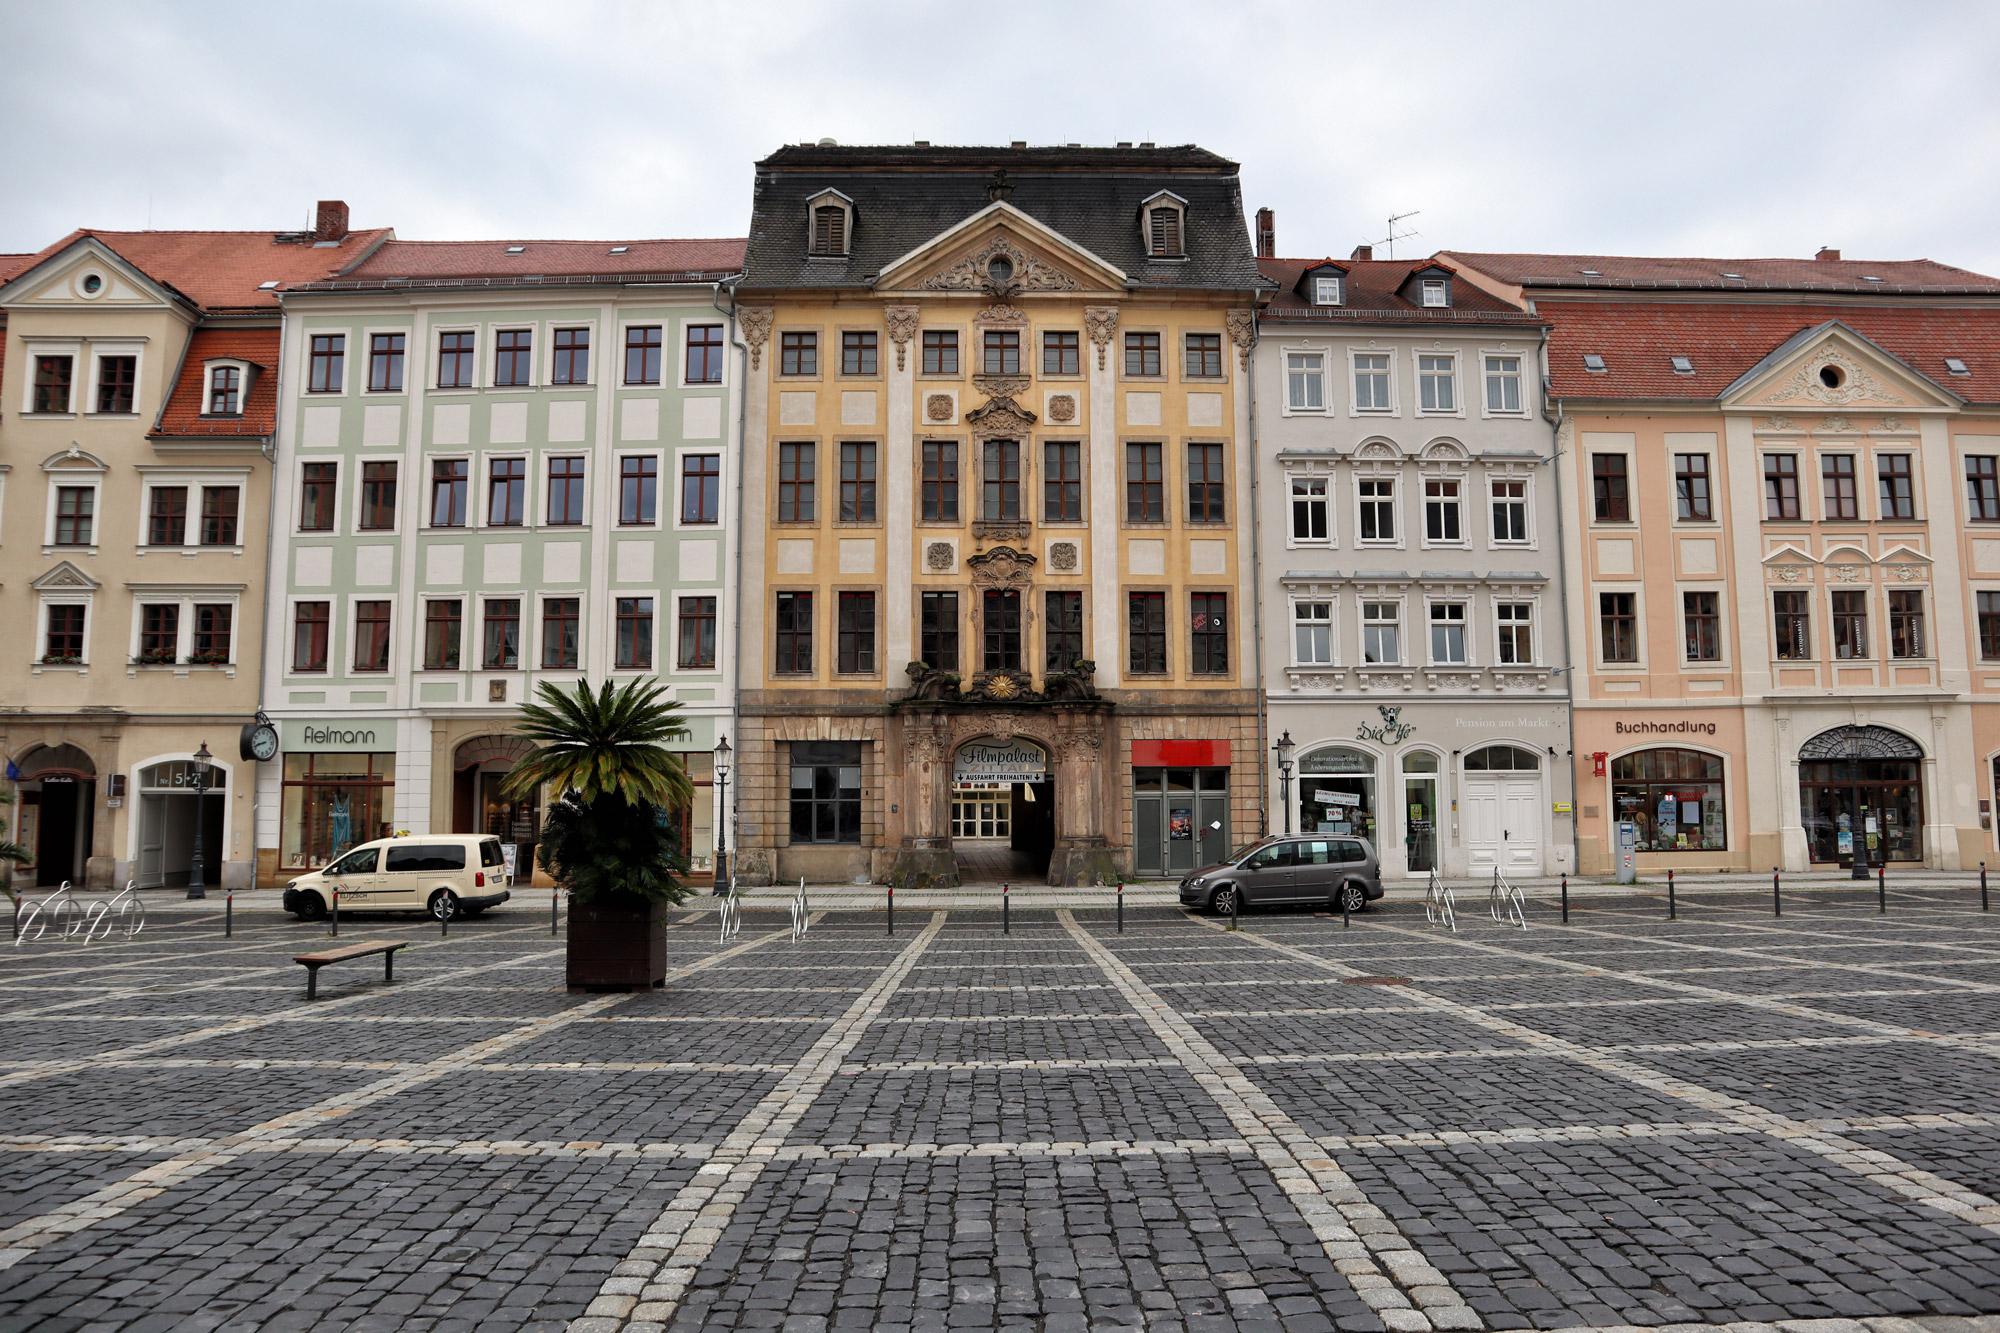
[1255,208,1275,258]
[1350,244,1373,262]
[1816,246,1841,262]
[314,200,349,243]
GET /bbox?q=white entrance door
[1464,779,1544,875]
[137,794,166,888]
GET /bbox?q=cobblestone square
[4,887,2000,1332]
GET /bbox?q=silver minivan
[1177,835,1382,916]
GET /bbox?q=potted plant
[186,648,230,666]
[136,647,178,666]
[503,678,694,990]
[39,653,82,666]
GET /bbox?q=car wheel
[1335,881,1368,915]
[428,889,460,921]
[293,892,327,922]
[1210,885,1240,917]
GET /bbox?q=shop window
[281,752,394,869]
[1610,748,1725,852]
[1132,766,1230,877]
[1296,748,1375,842]
[1799,725,1923,864]
[790,741,861,844]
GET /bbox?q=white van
[282,834,512,921]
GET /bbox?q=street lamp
[712,736,732,896]
[1273,730,1297,836]
[187,741,212,900]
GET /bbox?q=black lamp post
[712,736,732,896]
[186,741,212,899]
[1273,730,1296,836]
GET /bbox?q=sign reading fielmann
[952,740,1047,785]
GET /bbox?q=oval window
[987,255,1014,284]
[81,273,103,294]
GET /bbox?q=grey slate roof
[743,144,1266,293]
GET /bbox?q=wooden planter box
[565,892,669,991]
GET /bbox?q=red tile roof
[1442,251,2000,296]
[301,237,746,290]
[152,328,281,438]
[1540,301,2000,403]
[0,227,392,313]
[1257,256,1541,325]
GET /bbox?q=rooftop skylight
[1583,354,1607,372]
[1721,272,1743,280]
[1946,357,1971,375]
[1861,275,1884,282]
[1579,269,1600,276]
[258,280,280,290]
[1671,356,1695,374]
[610,246,629,254]
[505,245,526,254]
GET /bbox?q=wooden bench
[294,939,407,1000]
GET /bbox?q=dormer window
[209,365,242,415]
[1139,192,1188,259]
[1421,279,1447,308]
[1313,274,1343,306]
[806,189,854,258]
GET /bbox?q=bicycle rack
[14,880,145,946]
[1489,867,1527,929]
[789,879,810,941]
[1423,869,1457,932]
[79,882,146,943]
[717,887,743,942]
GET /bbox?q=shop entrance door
[1798,726,1924,866]
[34,780,88,887]
[1132,767,1229,877]
[1463,745,1543,876]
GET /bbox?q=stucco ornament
[1888,561,1925,582]
[1047,393,1077,423]
[883,306,920,370]
[925,541,956,572]
[1761,348,1907,406]
[973,303,1028,328]
[966,544,1037,589]
[921,236,1080,294]
[1356,705,1415,744]
[925,393,955,422]
[1048,541,1079,572]
[966,396,1037,440]
[1226,309,1256,371]
[1772,564,1806,583]
[737,308,773,370]
[1879,416,1905,431]
[1820,415,1855,433]
[973,375,1029,400]
[1830,563,1864,583]
[1761,416,1795,431]
[1085,306,1119,370]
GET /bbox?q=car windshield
[325,847,377,875]
[1227,840,1275,864]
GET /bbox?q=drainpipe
[1246,308,1269,837]
[250,304,293,888]
[1544,384,1579,878]
[714,276,748,880]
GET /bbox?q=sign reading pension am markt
[952,739,1048,785]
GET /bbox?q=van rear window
[480,840,505,868]
[386,845,467,872]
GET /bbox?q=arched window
[1464,745,1539,772]
[1610,748,1725,852]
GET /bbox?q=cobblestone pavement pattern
[1,886,1999,1332]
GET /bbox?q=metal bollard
[330,886,340,937]
[1229,887,1239,931]
[226,890,233,938]
[1117,880,1124,934]
[1341,886,1350,929]
[887,884,894,936]
[552,887,559,936]
[1667,869,1676,921]
[1879,863,1887,914]
[1561,874,1569,923]
[441,895,450,938]
[1003,882,1010,935]
[1983,862,1990,913]
[1772,867,1781,918]
[12,890,20,942]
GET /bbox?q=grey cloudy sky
[4,0,1998,273]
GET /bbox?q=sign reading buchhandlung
[952,739,1047,785]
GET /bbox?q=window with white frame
[1490,478,1528,543]
[1421,279,1447,308]
[1353,354,1391,411]
[1286,353,1324,410]
[1293,600,1333,665]
[207,365,243,415]
[1417,355,1456,412]
[1495,602,1533,664]
[1484,356,1523,413]
[1428,602,1467,664]
[1313,274,1342,306]
[1362,601,1400,664]
[1290,476,1329,542]
[1423,478,1462,542]
[1358,478,1395,541]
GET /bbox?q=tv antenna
[1373,210,1422,259]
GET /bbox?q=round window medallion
[80,273,103,295]
[987,255,1014,284]
[1819,365,1844,389]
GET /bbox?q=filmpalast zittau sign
[953,739,1048,785]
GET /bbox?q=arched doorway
[135,758,227,889]
[951,736,1053,882]
[1799,726,1923,865]
[452,736,540,879]
[1463,744,1543,875]
[15,744,96,886]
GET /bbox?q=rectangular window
[1291,477,1328,542]
[1417,354,1455,411]
[32,355,74,413]
[1187,443,1225,522]
[1823,454,1859,519]
[922,330,959,375]
[922,441,959,521]
[148,486,187,546]
[493,329,532,386]
[685,324,724,383]
[1766,453,1801,519]
[54,486,94,546]
[1484,355,1522,412]
[1293,600,1333,665]
[1675,453,1711,521]
[208,366,241,414]
[983,589,1020,671]
[1889,590,1925,659]
[1684,590,1720,661]
[1314,274,1342,305]
[774,591,813,674]
[1496,602,1533,664]
[1184,333,1222,379]
[982,440,1020,521]
[840,442,877,521]
[360,461,397,530]
[1490,479,1528,542]
[552,327,589,385]
[1362,601,1400,664]
[1592,454,1630,522]
[790,742,861,845]
[541,598,579,668]
[1878,454,1915,519]
[483,599,520,669]
[192,604,231,661]
[1774,590,1811,659]
[1831,590,1868,658]
[299,463,336,531]
[618,597,656,670]
[1044,441,1081,522]
[1287,353,1324,410]
[1353,354,1390,411]
[96,355,135,413]
[547,456,585,525]
[436,331,474,388]
[837,591,876,673]
[625,326,663,385]
[921,590,959,673]
[778,442,815,521]
[1968,457,1999,520]
[1124,332,1160,377]
[1190,593,1228,674]
[139,603,179,661]
[1429,602,1468,664]
[983,329,1020,376]
[1125,442,1163,522]
[488,458,525,526]
[840,330,877,376]
[1127,591,1167,674]
[1978,592,2000,660]
[678,596,717,669]
[44,604,84,660]
[621,456,658,525]
[430,459,468,527]
[368,334,405,392]
[1045,590,1083,673]
[1424,478,1461,542]
[293,601,329,672]
[680,453,720,524]
[307,335,344,393]
[1043,330,1079,376]
[1358,478,1395,541]
[779,330,817,377]
[1421,280,1447,307]
[354,600,391,672]
[200,487,238,546]
[424,600,462,670]
[1599,592,1637,662]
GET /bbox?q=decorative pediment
[920,235,1082,297]
[965,395,1038,440]
[31,561,100,591]
[1723,321,1957,413]
[874,202,1128,295]
[3,237,179,310]
[1353,439,1403,462]
[42,445,108,473]
[1881,545,1932,582]
[1418,438,1469,462]
[965,544,1037,589]
[1762,544,1817,583]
